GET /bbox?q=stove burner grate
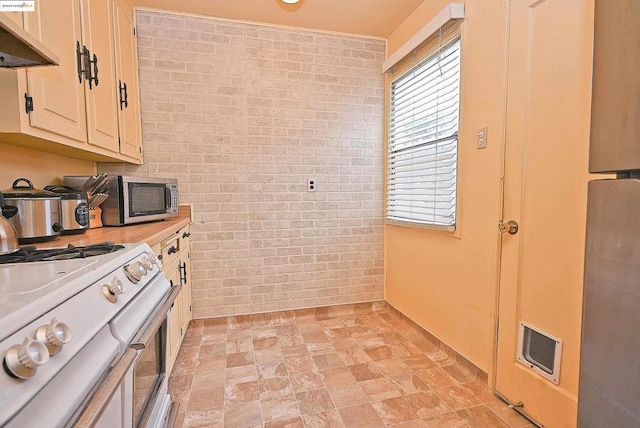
[0,242,125,264]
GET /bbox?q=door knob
[498,220,519,235]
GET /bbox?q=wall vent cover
[517,322,562,384]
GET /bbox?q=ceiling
[133,0,426,38]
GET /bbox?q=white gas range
[0,242,179,427]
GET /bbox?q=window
[386,24,461,229]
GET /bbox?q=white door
[495,1,595,427]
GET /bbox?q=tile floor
[169,302,534,428]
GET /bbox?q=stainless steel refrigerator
[579,0,640,427]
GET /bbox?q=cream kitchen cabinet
[158,224,192,374]
[113,0,142,160]
[0,0,142,164]
[165,256,184,370]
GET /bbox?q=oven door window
[133,324,165,427]
[128,183,169,217]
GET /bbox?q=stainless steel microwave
[64,175,179,226]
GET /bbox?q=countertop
[32,206,192,249]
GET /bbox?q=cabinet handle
[179,261,187,285]
[87,53,99,89]
[82,45,91,83]
[24,93,33,113]
[74,44,97,89]
[167,246,178,255]
[157,254,163,261]
[76,41,89,83]
[118,80,123,110]
[182,232,191,239]
[119,80,128,110]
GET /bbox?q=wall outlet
[307,178,316,192]
[477,126,488,149]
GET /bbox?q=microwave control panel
[169,183,179,216]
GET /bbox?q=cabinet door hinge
[133,27,136,36]
[24,93,33,113]
[139,146,142,154]
[190,305,192,312]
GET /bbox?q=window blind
[386,23,461,229]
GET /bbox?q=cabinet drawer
[159,235,180,267]
[178,227,191,256]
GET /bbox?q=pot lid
[3,178,59,199]
[43,185,87,200]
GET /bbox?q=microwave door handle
[165,187,171,211]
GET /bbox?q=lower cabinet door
[165,258,183,372]
[167,291,183,373]
[179,256,191,332]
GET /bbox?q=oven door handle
[130,283,181,350]
[74,348,138,428]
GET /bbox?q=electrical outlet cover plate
[307,178,316,192]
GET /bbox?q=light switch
[477,127,488,149]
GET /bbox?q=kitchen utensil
[93,179,110,195]
[3,178,61,244]
[88,193,109,209]
[93,194,103,208]
[86,173,108,195]
[80,176,97,193]
[44,185,90,235]
[0,191,19,255]
[87,194,98,208]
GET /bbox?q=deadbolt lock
[498,220,519,235]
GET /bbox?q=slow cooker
[44,185,90,235]
[3,178,61,243]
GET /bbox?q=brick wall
[99,10,385,318]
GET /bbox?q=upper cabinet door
[81,0,120,152]
[114,0,142,161]
[589,0,640,173]
[24,0,87,143]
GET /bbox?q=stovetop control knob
[102,278,125,303]
[4,337,50,379]
[139,257,153,271]
[148,254,162,269]
[36,319,72,355]
[124,262,147,284]
[146,254,158,266]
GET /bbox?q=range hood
[0,14,58,68]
